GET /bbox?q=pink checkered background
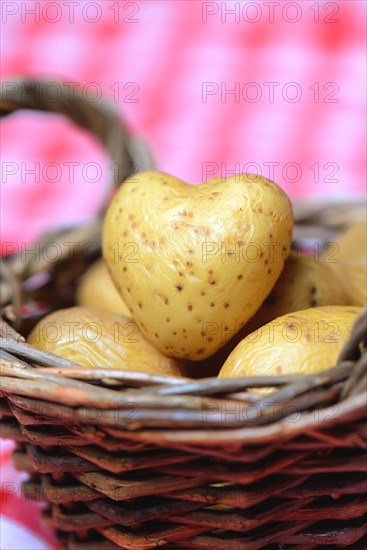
[1,1,366,548]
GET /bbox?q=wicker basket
[1,79,366,550]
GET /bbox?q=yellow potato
[219,305,362,381]
[327,219,367,306]
[77,259,131,317]
[28,306,183,376]
[256,251,349,325]
[103,171,293,360]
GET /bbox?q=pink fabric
[1,1,366,547]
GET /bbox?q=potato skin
[255,252,349,325]
[27,306,183,376]
[76,260,131,317]
[219,305,362,380]
[103,171,293,361]
[327,219,367,306]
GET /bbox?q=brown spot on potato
[188,304,193,311]
[209,280,216,285]
[165,298,169,305]
[210,302,215,307]
[237,274,243,280]
[200,291,206,296]
[154,333,159,338]
[166,318,170,322]
[265,293,277,305]
[138,302,142,309]
[123,230,128,237]
[196,348,205,355]
[128,214,135,220]
[176,284,183,291]
[268,268,272,274]
[224,303,229,308]
[178,271,184,277]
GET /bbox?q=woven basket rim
[1,306,366,445]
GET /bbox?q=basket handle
[0,78,155,320]
[0,77,154,215]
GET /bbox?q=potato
[219,305,362,381]
[76,259,131,317]
[255,251,349,325]
[327,219,367,306]
[27,306,183,376]
[103,171,293,361]
[183,253,349,377]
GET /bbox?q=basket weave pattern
[1,80,366,550]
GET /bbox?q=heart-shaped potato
[103,171,294,360]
